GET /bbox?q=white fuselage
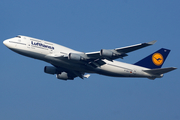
[3,36,160,79]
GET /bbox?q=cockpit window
[16,35,21,38]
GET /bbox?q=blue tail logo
[134,48,170,69]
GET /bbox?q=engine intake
[44,66,58,74]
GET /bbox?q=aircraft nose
[3,40,8,46]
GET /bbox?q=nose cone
[3,40,8,46]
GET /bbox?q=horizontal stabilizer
[143,67,177,75]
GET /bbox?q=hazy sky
[1,0,180,120]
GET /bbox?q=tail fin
[134,48,170,69]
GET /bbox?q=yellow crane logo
[152,53,164,66]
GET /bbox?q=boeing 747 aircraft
[3,35,177,80]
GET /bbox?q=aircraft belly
[9,48,46,61]
[95,68,126,77]
[96,61,146,77]
[95,64,130,77]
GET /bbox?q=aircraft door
[14,39,21,48]
[26,38,30,49]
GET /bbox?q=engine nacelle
[100,49,118,57]
[56,72,74,80]
[68,53,85,61]
[44,66,58,75]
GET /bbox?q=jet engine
[100,49,119,57]
[44,66,58,74]
[68,53,85,61]
[56,72,74,80]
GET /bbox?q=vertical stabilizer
[134,48,170,69]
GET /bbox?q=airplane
[3,35,177,80]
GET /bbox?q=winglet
[148,40,157,45]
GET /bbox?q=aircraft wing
[49,40,156,68]
[86,40,157,60]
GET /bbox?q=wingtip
[171,67,177,70]
[148,40,157,45]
